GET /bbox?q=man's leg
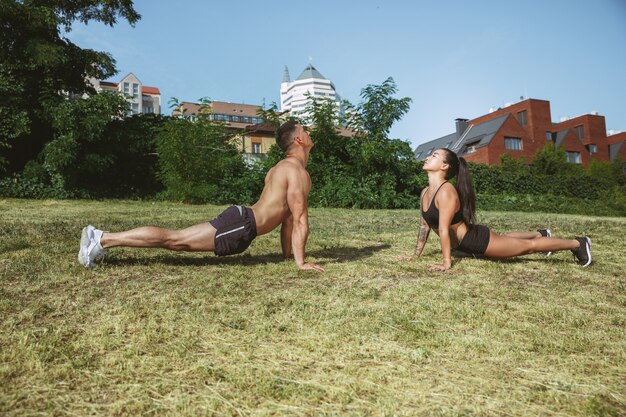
[101,223,217,252]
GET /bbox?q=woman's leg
[484,232,579,259]
[505,231,541,239]
[101,223,217,252]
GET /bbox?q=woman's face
[423,149,447,171]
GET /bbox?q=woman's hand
[428,263,451,272]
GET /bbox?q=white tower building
[280,64,339,119]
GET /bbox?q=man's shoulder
[274,158,303,173]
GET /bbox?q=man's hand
[428,263,451,272]
[298,262,324,272]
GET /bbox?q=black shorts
[458,224,491,255]
[209,206,257,256]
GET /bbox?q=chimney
[455,118,469,138]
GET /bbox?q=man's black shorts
[209,206,257,256]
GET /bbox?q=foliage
[299,80,420,208]
[348,77,412,141]
[0,93,166,198]
[0,0,139,173]
[531,143,582,176]
[155,113,249,204]
[467,157,626,216]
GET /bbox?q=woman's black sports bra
[421,181,464,229]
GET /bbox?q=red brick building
[414,98,625,168]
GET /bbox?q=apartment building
[414,98,626,167]
[172,101,275,164]
[91,73,161,116]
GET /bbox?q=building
[280,64,340,119]
[90,73,161,116]
[172,101,274,164]
[607,131,626,163]
[414,98,625,167]
[173,101,264,127]
[237,123,278,165]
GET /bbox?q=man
[78,121,324,272]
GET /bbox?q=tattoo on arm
[415,220,430,256]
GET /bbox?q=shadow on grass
[0,241,31,254]
[103,244,391,267]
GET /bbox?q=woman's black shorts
[458,224,491,255]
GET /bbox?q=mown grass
[1,198,625,416]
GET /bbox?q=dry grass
[1,199,625,416]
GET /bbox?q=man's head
[276,120,312,152]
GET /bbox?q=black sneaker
[538,228,552,256]
[572,237,592,267]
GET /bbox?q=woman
[404,148,592,271]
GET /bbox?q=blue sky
[66,0,626,148]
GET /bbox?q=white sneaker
[78,225,107,268]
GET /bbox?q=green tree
[531,144,569,175]
[499,153,528,173]
[303,89,421,208]
[0,92,165,198]
[350,77,412,141]
[0,0,140,173]
[156,110,248,204]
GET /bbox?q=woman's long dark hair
[440,148,476,225]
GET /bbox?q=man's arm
[286,171,323,272]
[280,213,293,258]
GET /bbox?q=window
[444,142,452,148]
[123,82,129,95]
[132,83,139,97]
[517,110,528,127]
[415,152,422,159]
[504,137,522,150]
[252,143,261,154]
[131,102,139,115]
[425,148,433,156]
[465,141,479,154]
[566,151,581,164]
[588,144,597,154]
[574,125,584,140]
[546,131,553,141]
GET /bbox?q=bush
[156,116,251,204]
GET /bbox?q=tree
[0,0,140,173]
[531,144,569,175]
[350,77,412,141]
[302,88,421,208]
[156,108,248,204]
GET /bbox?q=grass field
[1,198,625,416]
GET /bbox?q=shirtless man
[78,120,324,272]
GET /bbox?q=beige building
[172,101,276,164]
[91,73,161,116]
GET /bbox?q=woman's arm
[430,185,459,271]
[400,190,430,261]
[415,212,430,257]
